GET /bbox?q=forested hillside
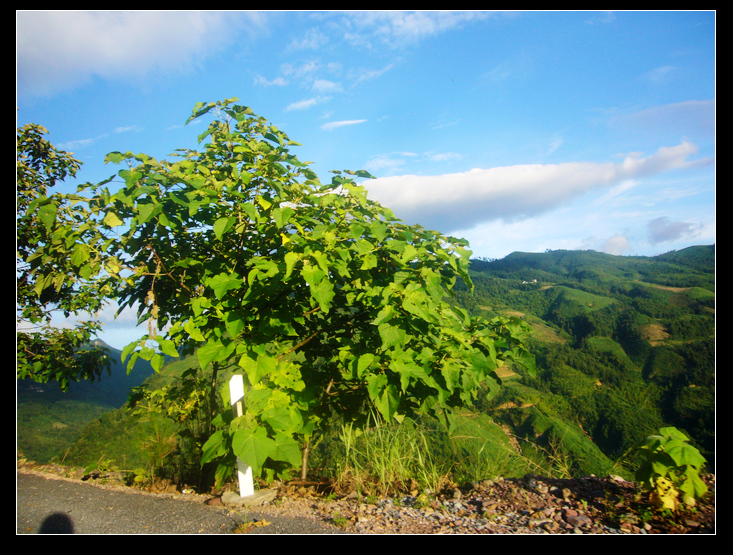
[17,341,155,464]
[456,244,715,471]
[17,245,715,486]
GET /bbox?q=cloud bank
[364,142,713,232]
[17,11,263,98]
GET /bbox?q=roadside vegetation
[17,102,714,522]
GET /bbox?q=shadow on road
[39,512,74,533]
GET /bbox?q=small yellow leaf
[654,477,679,510]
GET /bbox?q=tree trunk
[301,439,310,481]
[208,362,219,437]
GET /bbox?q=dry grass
[640,323,670,345]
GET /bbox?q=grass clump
[325,410,562,498]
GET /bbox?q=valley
[16,244,715,494]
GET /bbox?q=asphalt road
[17,471,342,534]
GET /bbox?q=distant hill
[16,340,155,463]
[17,339,155,408]
[471,245,714,289]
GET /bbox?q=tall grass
[323,406,625,498]
[328,411,563,497]
[333,414,453,496]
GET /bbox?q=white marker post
[229,375,254,498]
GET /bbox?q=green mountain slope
[19,245,715,484]
[16,340,155,464]
[458,245,715,472]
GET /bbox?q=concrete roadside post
[229,375,254,498]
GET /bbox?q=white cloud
[56,123,141,151]
[321,119,367,131]
[609,99,715,140]
[585,11,616,25]
[426,151,463,162]
[312,79,343,94]
[114,125,142,134]
[364,142,713,232]
[254,74,288,86]
[346,11,495,47]
[643,65,678,83]
[57,137,97,151]
[365,154,408,175]
[286,97,333,111]
[546,136,563,156]
[647,217,703,245]
[288,27,329,51]
[350,64,394,84]
[451,215,583,259]
[590,179,639,207]
[17,11,261,98]
[286,98,318,111]
[601,235,631,256]
[281,60,322,80]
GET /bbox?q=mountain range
[16,244,715,479]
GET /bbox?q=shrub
[634,426,708,510]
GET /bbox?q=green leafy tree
[17,122,112,391]
[27,99,535,484]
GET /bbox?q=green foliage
[324,410,552,496]
[27,99,535,485]
[17,122,112,390]
[331,414,448,496]
[62,409,152,471]
[445,410,548,482]
[478,376,620,479]
[16,396,111,464]
[635,426,708,510]
[467,248,715,471]
[20,104,713,495]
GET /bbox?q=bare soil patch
[640,323,670,345]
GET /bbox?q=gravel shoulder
[17,461,715,535]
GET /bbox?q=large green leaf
[103,211,124,227]
[273,206,295,228]
[366,374,400,422]
[38,202,58,231]
[238,349,277,385]
[207,272,242,299]
[137,202,162,223]
[232,426,275,476]
[157,338,180,358]
[197,339,235,371]
[119,169,143,186]
[309,279,335,313]
[213,216,236,240]
[301,262,325,286]
[390,356,431,393]
[224,311,247,338]
[357,353,376,379]
[70,244,90,267]
[378,322,407,351]
[284,251,300,279]
[151,353,165,372]
[201,430,228,464]
[262,406,304,434]
[271,432,302,468]
[184,318,205,342]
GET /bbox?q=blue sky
[17,10,716,349]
